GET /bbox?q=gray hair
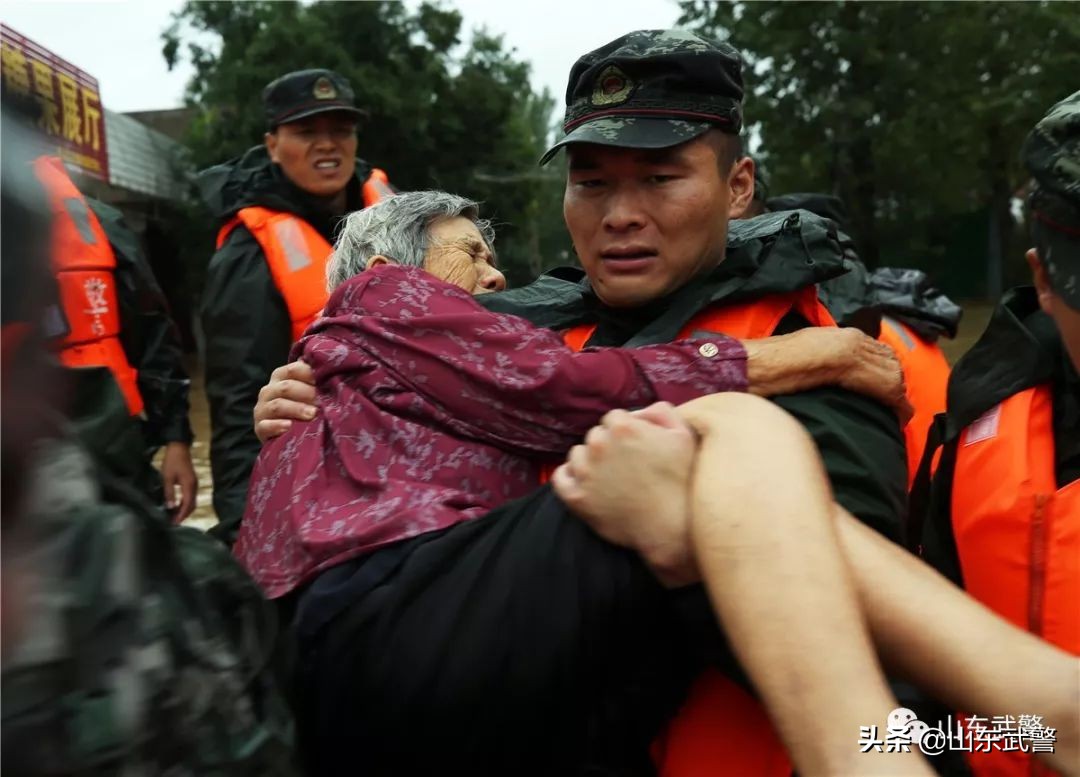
[327,190,496,290]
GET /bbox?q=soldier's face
[1028,248,1080,371]
[265,113,358,199]
[563,135,753,308]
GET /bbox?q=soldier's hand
[162,441,198,522]
[254,360,317,443]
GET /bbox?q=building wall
[123,108,196,144]
[103,109,190,202]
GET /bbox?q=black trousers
[293,485,736,777]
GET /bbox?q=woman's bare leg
[680,393,931,776]
[680,393,1078,777]
[559,393,1076,775]
[833,509,1080,776]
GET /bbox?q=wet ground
[170,360,217,532]
[180,302,997,531]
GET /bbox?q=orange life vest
[950,384,1079,777]
[215,168,393,343]
[362,167,394,206]
[33,156,145,417]
[558,286,836,777]
[878,316,951,487]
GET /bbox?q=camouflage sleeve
[1,434,298,774]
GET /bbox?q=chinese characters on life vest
[82,278,111,336]
[1,23,109,181]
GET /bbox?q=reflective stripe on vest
[557,285,836,777]
[362,168,393,207]
[33,156,144,417]
[878,316,950,488]
[215,168,392,343]
[216,207,333,343]
[951,384,1079,777]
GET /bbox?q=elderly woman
[235,191,906,775]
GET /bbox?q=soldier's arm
[772,386,907,542]
[200,228,291,544]
[766,312,907,540]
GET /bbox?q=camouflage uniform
[1,423,299,776]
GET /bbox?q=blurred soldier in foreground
[0,92,297,777]
[31,155,198,519]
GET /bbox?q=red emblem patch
[602,75,624,95]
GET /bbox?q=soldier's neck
[322,189,348,217]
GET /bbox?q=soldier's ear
[1026,248,1054,315]
[264,131,279,163]
[727,156,755,220]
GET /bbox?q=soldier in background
[31,155,198,518]
[200,68,394,544]
[766,191,961,483]
[913,91,1080,777]
[869,266,961,482]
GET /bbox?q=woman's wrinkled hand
[831,329,913,425]
[743,327,912,424]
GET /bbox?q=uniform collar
[946,286,1061,431]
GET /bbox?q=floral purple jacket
[234,264,747,598]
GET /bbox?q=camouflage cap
[540,29,743,165]
[1023,90,1080,309]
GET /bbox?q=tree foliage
[162,0,570,286]
[678,0,1079,295]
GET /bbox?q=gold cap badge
[590,65,634,107]
[313,76,337,100]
